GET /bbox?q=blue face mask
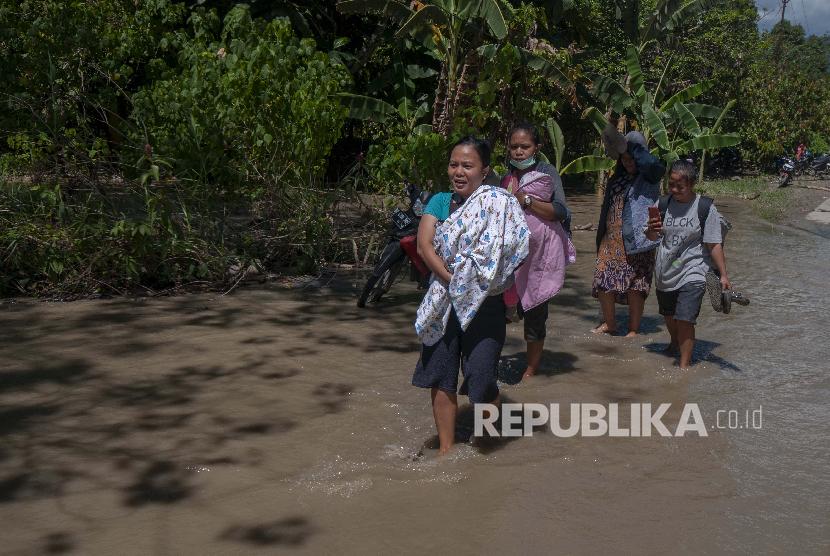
[510,156,536,170]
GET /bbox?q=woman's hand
[706,243,730,290]
[645,214,663,240]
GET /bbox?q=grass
[697,176,791,222]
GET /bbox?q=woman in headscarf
[592,123,665,336]
[413,136,529,455]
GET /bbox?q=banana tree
[337,0,511,137]
[543,117,616,176]
[579,46,739,182]
[614,0,721,50]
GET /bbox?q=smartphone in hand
[647,206,662,236]
[648,206,660,221]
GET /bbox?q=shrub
[131,6,350,192]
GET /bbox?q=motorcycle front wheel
[777,172,791,188]
[357,241,405,307]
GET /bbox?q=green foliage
[738,22,830,165]
[0,180,225,296]
[0,0,187,173]
[4,0,830,296]
[132,7,350,191]
[696,177,791,222]
[365,130,451,193]
[582,44,740,177]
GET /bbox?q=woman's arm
[705,243,731,290]
[514,170,567,222]
[514,191,556,221]
[417,214,452,284]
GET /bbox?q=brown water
[1,194,828,554]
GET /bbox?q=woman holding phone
[592,124,665,336]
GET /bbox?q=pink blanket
[502,171,569,311]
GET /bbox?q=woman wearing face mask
[592,123,666,336]
[501,123,574,379]
[413,136,529,455]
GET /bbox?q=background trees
[2,0,829,294]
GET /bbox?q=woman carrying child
[412,136,529,455]
[501,123,573,379]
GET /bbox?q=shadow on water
[0,349,319,549]
[125,460,192,507]
[643,339,743,372]
[42,532,74,554]
[456,395,550,455]
[220,516,315,547]
[498,350,580,385]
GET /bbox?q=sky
[756,0,830,36]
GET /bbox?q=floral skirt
[592,248,655,303]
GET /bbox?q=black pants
[412,295,505,403]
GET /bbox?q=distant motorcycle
[807,153,830,178]
[777,156,796,187]
[356,182,432,308]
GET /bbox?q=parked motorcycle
[777,151,830,186]
[777,156,796,187]
[807,153,830,178]
[356,182,432,308]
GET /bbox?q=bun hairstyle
[508,122,542,146]
[451,136,492,167]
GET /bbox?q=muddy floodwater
[1,193,828,554]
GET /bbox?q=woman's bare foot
[522,368,536,379]
[591,322,617,335]
[625,330,639,338]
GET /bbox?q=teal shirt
[423,192,452,222]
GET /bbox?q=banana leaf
[643,103,669,151]
[659,80,713,112]
[477,43,499,62]
[614,0,641,44]
[641,0,717,44]
[413,123,434,135]
[337,93,397,121]
[456,0,510,40]
[582,106,609,135]
[711,100,736,133]
[674,103,701,136]
[524,51,573,91]
[396,4,450,39]
[685,103,724,120]
[403,64,435,79]
[676,133,741,152]
[545,118,565,170]
[336,0,412,18]
[561,155,615,175]
[625,45,645,102]
[591,74,633,114]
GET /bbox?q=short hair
[508,122,542,146]
[671,159,698,183]
[451,136,492,167]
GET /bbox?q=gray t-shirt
[655,194,722,291]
